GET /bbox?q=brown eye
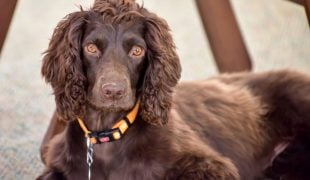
[85,43,99,56]
[129,45,144,58]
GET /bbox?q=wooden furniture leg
[196,0,253,73]
[0,0,18,55]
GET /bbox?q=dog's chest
[89,144,167,180]
[93,144,114,164]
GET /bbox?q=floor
[0,0,309,179]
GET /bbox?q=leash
[76,99,141,180]
[86,137,94,180]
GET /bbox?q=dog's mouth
[86,96,135,112]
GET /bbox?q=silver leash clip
[86,137,94,180]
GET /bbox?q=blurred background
[0,0,309,179]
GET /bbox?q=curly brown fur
[38,0,310,180]
[41,11,88,121]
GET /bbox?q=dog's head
[42,0,181,126]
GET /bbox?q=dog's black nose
[101,83,126,100]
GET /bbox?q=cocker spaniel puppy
[38,0,310,179]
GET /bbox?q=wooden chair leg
[0,0,18,55]
[196,0,252,73]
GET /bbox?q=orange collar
[77,99,140,144]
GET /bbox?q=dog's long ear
[140,14,181,126]
[42,11,88,121]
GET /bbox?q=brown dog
[38,0,310,179]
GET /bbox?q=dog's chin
[87,98,135,113]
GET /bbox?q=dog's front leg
[164,154,240,180]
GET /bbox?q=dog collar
[76,99,140,144]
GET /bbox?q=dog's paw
[164,155,239,180]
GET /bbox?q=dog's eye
[85,43,99,56]
[129,45,144,58]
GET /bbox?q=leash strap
[86,137,94,180]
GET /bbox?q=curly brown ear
[140,14,181,126]
[42,11,88,121]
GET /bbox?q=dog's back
[171,70,310,179]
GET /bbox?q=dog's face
[42,0,181,125]
[82,16,146,111]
